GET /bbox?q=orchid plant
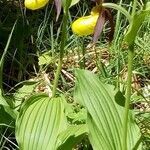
[0,0,149,149]
[16,0,150,149]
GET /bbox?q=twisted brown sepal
[92,6,115,44]
[54,0,62,21]
[92,8,105,43]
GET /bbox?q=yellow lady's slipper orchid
[24,0,49,10]
[71,6,100,36]
[71,15,99,36]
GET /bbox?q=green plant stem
[114,0,123,90]
[102,3,132,23]
[52,5,69,98]
[122,45,134,150]
[122,1,137,149]
[132,0,137,17]
[52,58,63,97]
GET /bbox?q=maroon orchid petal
[105,9,115,43]
[92,9,106,43]
[54,0,62,21]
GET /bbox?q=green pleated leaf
[0,89,18,120]
[124,9,150,46]
[0,105,15,128]
[16,94,67,150]
[87,114,106,150]
[57,124,88,149]
[0,89,9,106]
[74,69,141,150]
